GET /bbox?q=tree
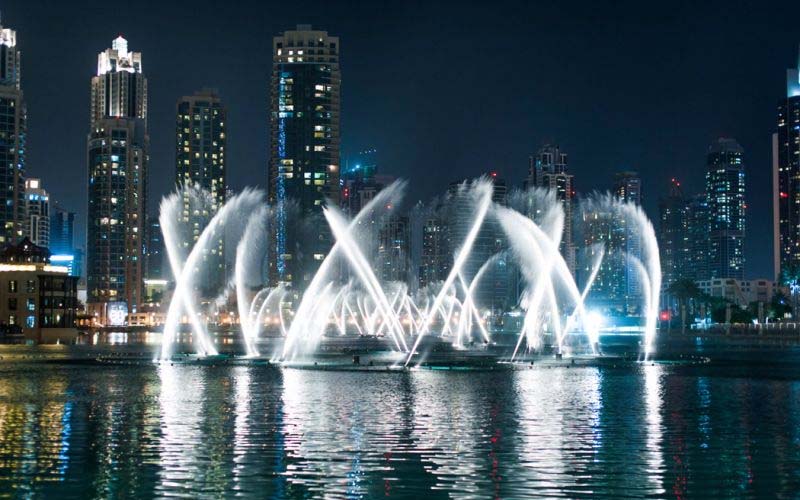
[769,290,792,320]
[780,263,800,318]
[667,278,702,331]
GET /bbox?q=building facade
[86,37,148,322]
[658,178,689,286]
[527,145,575,273]
[613,171,642,205]
[706,137,745,280]
[175,89,227,295]
[49,205,80,278]
[377,215,410,283]
[775,47,800,281]
[50,205,75,255]
[23,179,49,248]
[447,176,512,313]
[686,194,711,281]
[0,20,25,245]
[419,214,450,290]
[696,278,778,308]
[0,238,78,343]
[145,218,165,281]
[613,171,642,298]
[268,25,341,289]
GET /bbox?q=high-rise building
[268,25,341,289]
[50,205,75,255]
[658,178,689,286]
[613,171,642,205]
[706,137,745,280]
[175,89,227,295]
[447,175,512,313]
[86,36,148,321]
[580,205,629,313]
[377,215,410,283]
[775,46,800,280]
[145,218,164,281]
[613,171,642,298]
[527,145,575,273]
[50,204,80,278]
[0,20,26,245]
[419,214,450,290]
[340,148,382,217]
[580,171,644,314]
[23,179,49,248]
[686,194,711,281]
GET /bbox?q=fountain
[157,178,661,365]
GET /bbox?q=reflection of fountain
[157,178,661,363]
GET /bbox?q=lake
[0,355,798,498]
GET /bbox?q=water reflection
[0,361,797,497]
[643,364,666,496]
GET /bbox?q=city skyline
[4,1,800,279]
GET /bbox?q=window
[7,298,16,310]
[26,280,35,293]
[8,314,15,325]
[8,280,16,293]
[26,299,35,312]
[26,316,34,328]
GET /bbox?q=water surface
[0,359,798,498]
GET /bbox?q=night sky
[6,0,800,278]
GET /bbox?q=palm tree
[780,263,800,318]
[667,278,702,333]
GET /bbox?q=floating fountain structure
[157,178,661,364]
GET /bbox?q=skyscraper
[268,25,341,289]
[0,20,25,245]
[613,171,642,297]
[377,215,410,283]
[580,205,629,313]
[706,137,745,280]
[447,175,512,313]
[419,211,450,290]
[527,144,575,273]
[145,218,164,281]
[658,178,689,286]
[686,194,710,281]
[50,204,80,278]
[86,36,148,321]
[23,179,49,248]
[775,46,800,280]
[613,171,642,205]
[175,89,227,294]
[50,205,75,255]
[580,171,644,314]
[340,148,381,217]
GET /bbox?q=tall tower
[0,19,25,245]
[686,193,710,281]
[528,144,575,273]
[775,46,800,281]
[613,171,643,299]
[268,25,341,289]
[658,178,689,286]
[86,36,148,321]
[23,179,49,248]
[706,137,745,280]
[613,171,642,205]
[50,204,75,255]
[175,89,227,295]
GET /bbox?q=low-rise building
[696,278,779,307]
[0,238,79,343]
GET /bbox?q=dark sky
[6,0,800,278]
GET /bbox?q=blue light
[50,254,75,262]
